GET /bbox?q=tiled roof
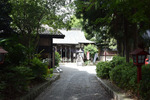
[53,30,95,44]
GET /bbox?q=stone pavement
[35,63,113,100]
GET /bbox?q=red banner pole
[137,66,142,83]
[137,66,142,100]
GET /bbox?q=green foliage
[30,57,48,81]
[0,65,33,99]
[55,51,61,67]
[71,15,83,29]
[10,0,72,35]
[96,56,150,99]
[6,43,27,65]
[48,68,53,74]
[96,61,112,79]
[110,56,126,68]
[109,62,137,90]
[84,60,96,66]
[0,36,27,65]
[84,60,91,66]
[0,0,74,99]
[49,68,53,74]
[10,0,73,61]
[0,0,13,37]
[75,0,150,61]
[47,68,53,78]
[140,65,150,100]
[84,44,98,59]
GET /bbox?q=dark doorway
[62,49,65,58]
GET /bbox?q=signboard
[93,53,98,63]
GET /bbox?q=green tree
[0,0,13,37]
[75,0,150,62]
[84,44,98,59]
[10,0,72,59]
[71,15,83,29]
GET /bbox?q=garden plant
[96,56,150,100]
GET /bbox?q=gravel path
[35,63,113,100]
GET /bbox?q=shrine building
[53,29,94,62]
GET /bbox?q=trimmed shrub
[96,61,112,79]
[109,62,137,90]
[109,56,126,68]
[140,64,150,100]
[96,55,150,99]
[30,57,48,81]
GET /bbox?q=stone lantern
[76,48,84,66]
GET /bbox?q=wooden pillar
[69,47,71,62]
[61,46,62,62]
[53,47,55,67]
[71,46,73,62]
[67,46,69,62]
[75,46,77,62]
[65,47,67,62]
[50,38,53,68]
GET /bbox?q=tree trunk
[133,24,138,50]
[117,39,122,56]
[124,18,130,63]
[122,41,125,57]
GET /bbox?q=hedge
[96,56,150,100]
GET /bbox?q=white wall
[99,56,114,61]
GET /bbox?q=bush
[55,51,61,67]
[109,56,126,68]
[84,60,91,66]
[96,61,112,79]
[96,55,150,99]
[47,68,53,78]
[0,37,27,65]
[0,65,33,99]
[109,62,137,90]
[140,65,150,100]
[48,68,53,74]
[30,57,48,81]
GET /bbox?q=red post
[104,51,106,61]
[137,66,142,99]
[137,66,142,83]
